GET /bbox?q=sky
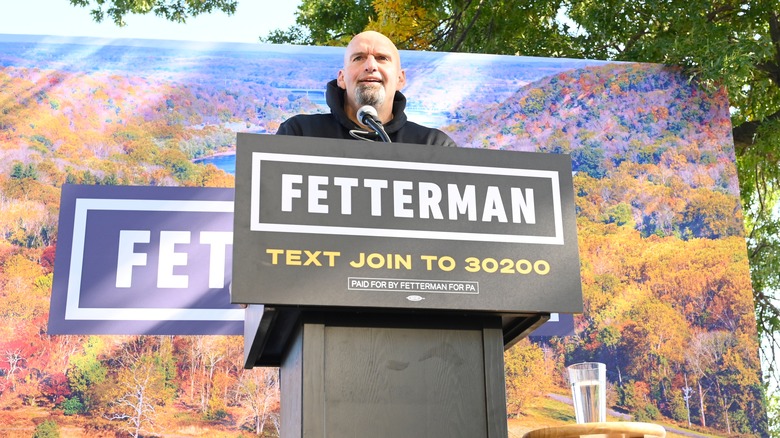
[0,0,300,43]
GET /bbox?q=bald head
[343,31,402,69]
[337,31,407,125]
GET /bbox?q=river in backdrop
[199,153,238,175]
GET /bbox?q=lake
[199,153,236,175]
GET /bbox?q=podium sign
[231,134,582,314]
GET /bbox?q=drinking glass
[567,362,606,423]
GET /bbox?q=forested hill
[449,63,742,241]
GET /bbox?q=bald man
[276,31,457,147]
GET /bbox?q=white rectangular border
[66,198,244,321]
[251,152,564,245]
[347,276,480,295]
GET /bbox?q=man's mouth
[359,78,382,84]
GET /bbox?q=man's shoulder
[276,113,340,136]
[397,120,458,147]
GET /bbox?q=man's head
[337,31,406,124]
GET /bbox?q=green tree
[262,0,574,54]
[266,0,374,46]
[603,203,635,228]
[67,336,108,413]
[69,0,237,26]
[61,397,85,416]
[769,393,780,436]
[10,161,39,180]
[32,420,60,438]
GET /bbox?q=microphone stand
[357,106,392,143]
[363,117,391,143]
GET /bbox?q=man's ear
[397,69,407,90]
[337,70,346,89]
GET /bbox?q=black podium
[231,134,582,437]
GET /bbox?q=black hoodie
[276,80,457,147]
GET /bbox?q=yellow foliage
[0,252,47,320]
[367,0,438,49]
[192,164,235,188]
[1,177,61,207]
[505,339,552,417]
[0,198,48,243]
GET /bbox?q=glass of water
[567,362,606,423]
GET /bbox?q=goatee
[355,84,385,108]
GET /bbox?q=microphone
[356,105,391,143]
[357,105,380,125]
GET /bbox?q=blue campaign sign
[48,185,244,335]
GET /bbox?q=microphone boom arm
[357,105,392,143]
[363,117,391,143]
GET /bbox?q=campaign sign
[49,185,244,335]
[231,134,583,314]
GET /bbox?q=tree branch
[617,29,650,57]
[732,109,780,155]
[450,0,485,52]
[770,11,780,63]
[705,4,738,23]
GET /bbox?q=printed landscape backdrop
[0,35,767,436]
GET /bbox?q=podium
[231,134,582,437]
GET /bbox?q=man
[276,31,457,147]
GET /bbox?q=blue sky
[1,0,300,43]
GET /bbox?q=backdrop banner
[0,33,764,434]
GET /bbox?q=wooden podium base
[280,312,511,438]
[243,306,548,437]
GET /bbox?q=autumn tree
[235,368,280,435]
[172,335,240,415]
[0,339,37,393]
[504,339,553,417]
[685,330,736,429]
[39,373,72,406]
[622,298,689,395]
[101,353,175,438]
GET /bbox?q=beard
[355,83,386,108]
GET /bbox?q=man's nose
[363,56,378,71]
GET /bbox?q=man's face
[338,32,406,114]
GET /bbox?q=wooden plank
[322,325,488,437]
[484,326,509,437]
[280,324,303,438]
[302,322,325,438]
